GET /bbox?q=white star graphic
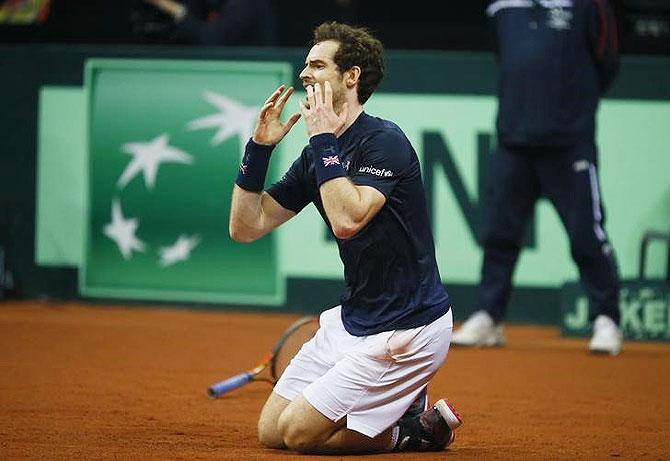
[159,234,200,267]
[118,133,193,190]
[103,199,146,260]
[186,90,258,157]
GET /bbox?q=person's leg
[476,145,540,321]
[535,143,620,324]
[256,306,341,448]
[278,394,462,454]
[277,310,457,454]
[257,392,290,448]
[278,394,394,454]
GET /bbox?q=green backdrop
[81,60,291,304]
[34,54,670,317]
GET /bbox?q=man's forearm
[230,139,274,242]
[309,133,384,239]
[229,186,265,242]
[320,178,364,226]
[229,187,295,242]
[318,179,384,240]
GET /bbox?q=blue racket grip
[207,372,253,398]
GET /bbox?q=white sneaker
[451,311,506,347]
[589,315,623,356]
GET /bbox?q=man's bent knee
[277,399,330,452]
[278,406,318,451]
[257,392,290,449]
[258,422,285,449]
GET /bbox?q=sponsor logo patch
[358,165,394,177]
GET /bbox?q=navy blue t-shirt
[267,112,450,336]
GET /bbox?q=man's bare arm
[299,82,386,240]
[318,179,385,240]
[229,187,295,243]
[230,85,300,242]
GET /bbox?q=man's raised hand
[299,82,348,138]
[252,85,301,146]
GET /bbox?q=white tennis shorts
[273,305,453,437]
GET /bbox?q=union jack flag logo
[239,163,248,174]
[322,156,340,167]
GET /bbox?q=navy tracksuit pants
[477,141,620,324]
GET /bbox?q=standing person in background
[230,22,462,454]
[452,0,623,355]
[143,0,276,46]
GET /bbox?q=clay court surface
[1,301,669,460]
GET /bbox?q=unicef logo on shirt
[359,165,393,177]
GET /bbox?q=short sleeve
[350,129,413,198]
[266,151,312,213]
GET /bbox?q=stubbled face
[299,40,347,112]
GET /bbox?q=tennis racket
[207,315,319,398]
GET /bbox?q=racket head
[269,316,319,383]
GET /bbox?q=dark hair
[313,22,385,104]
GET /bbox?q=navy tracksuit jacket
[478,0,621,323]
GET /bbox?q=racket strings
[207,316,318,398]
[272,321,318,382]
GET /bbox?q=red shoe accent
[444,399,462,423]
